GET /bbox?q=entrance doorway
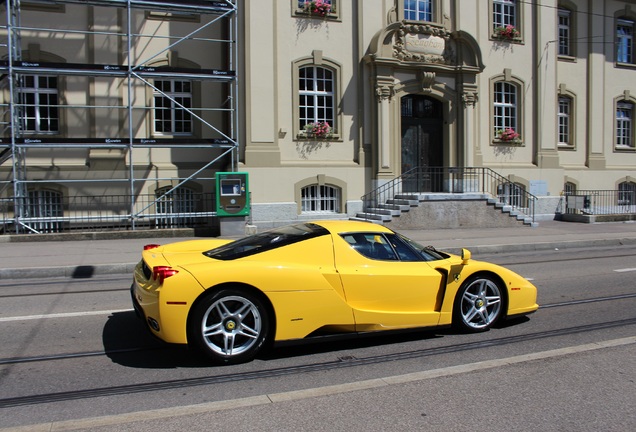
[400,95,443,192]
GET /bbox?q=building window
[563,181,576,195]
[404,0,433,22]
[295,0,337,19]
[493,81,519,142]
[299,66,335,135]
[153,79,193,135]
[26,189,63,233]
[492,0,518,31]
[558,8,571,56]
[616,102,633,148]
[301,184,340,213]
[618,181,636,205]
[155,186,197,228]
[617,19,634,64]
[558,96,572,147]
[19,75,59,134]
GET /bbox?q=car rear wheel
[453,275,503,332]
[190,289,270,364]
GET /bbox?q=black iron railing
[564,190,636,215]
[361,166,537,221]
[0,193,217,235]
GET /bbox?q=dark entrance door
[400,95,443,192]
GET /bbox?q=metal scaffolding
[0,0,238,234]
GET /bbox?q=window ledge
[492,139,523,146]
[558,55,577,62]
[296,133,341,141]
[558,144,575,151]
[615,145,636,151]
[615,61,636,69]
[294,11,339,21]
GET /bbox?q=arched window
[26,189,63,233]
[563,181,576,195]
[492,80,521,142]
[293,55,341,140]
[301,184,340,213]
[155,186,197,228]
[616,101,634,148]
[299,66,335,134]
[618,181,636,205]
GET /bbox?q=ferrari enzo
[131,220,538,364]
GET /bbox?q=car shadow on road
[103,311,532,369]
[102,311,212,368]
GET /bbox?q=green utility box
[215,172,250,217]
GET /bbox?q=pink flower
[303,0,331,17]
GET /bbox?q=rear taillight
[152,266,179,283]
[144,244,161,250]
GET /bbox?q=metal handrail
[360,166,537,222]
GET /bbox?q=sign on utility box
[215,172,249,217]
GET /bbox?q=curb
[0,263,138,280]
[2,237,635,281]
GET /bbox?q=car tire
[190,288,270,364]
[453,275,504,332]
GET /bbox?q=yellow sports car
[131,220,538,364]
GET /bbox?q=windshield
[204,223,329,260]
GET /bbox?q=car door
[335,232,445,331]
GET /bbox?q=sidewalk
[1,220,636,280]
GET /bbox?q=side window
[386,234,422,261]
[341,233,398,261]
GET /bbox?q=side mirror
[461,248,471,265]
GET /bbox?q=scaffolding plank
[0,61,235,79]
[21,0,235,14]
[2,137,236,147]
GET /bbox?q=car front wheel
[190,289,270,364]
[454,275,504,332]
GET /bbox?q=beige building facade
[243,0,636,227]
[1,0,635,234]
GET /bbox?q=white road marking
[614,268,636,273]
[4,336,636,432]
[0,309,133,323]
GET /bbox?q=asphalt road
[0,245,635,431]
